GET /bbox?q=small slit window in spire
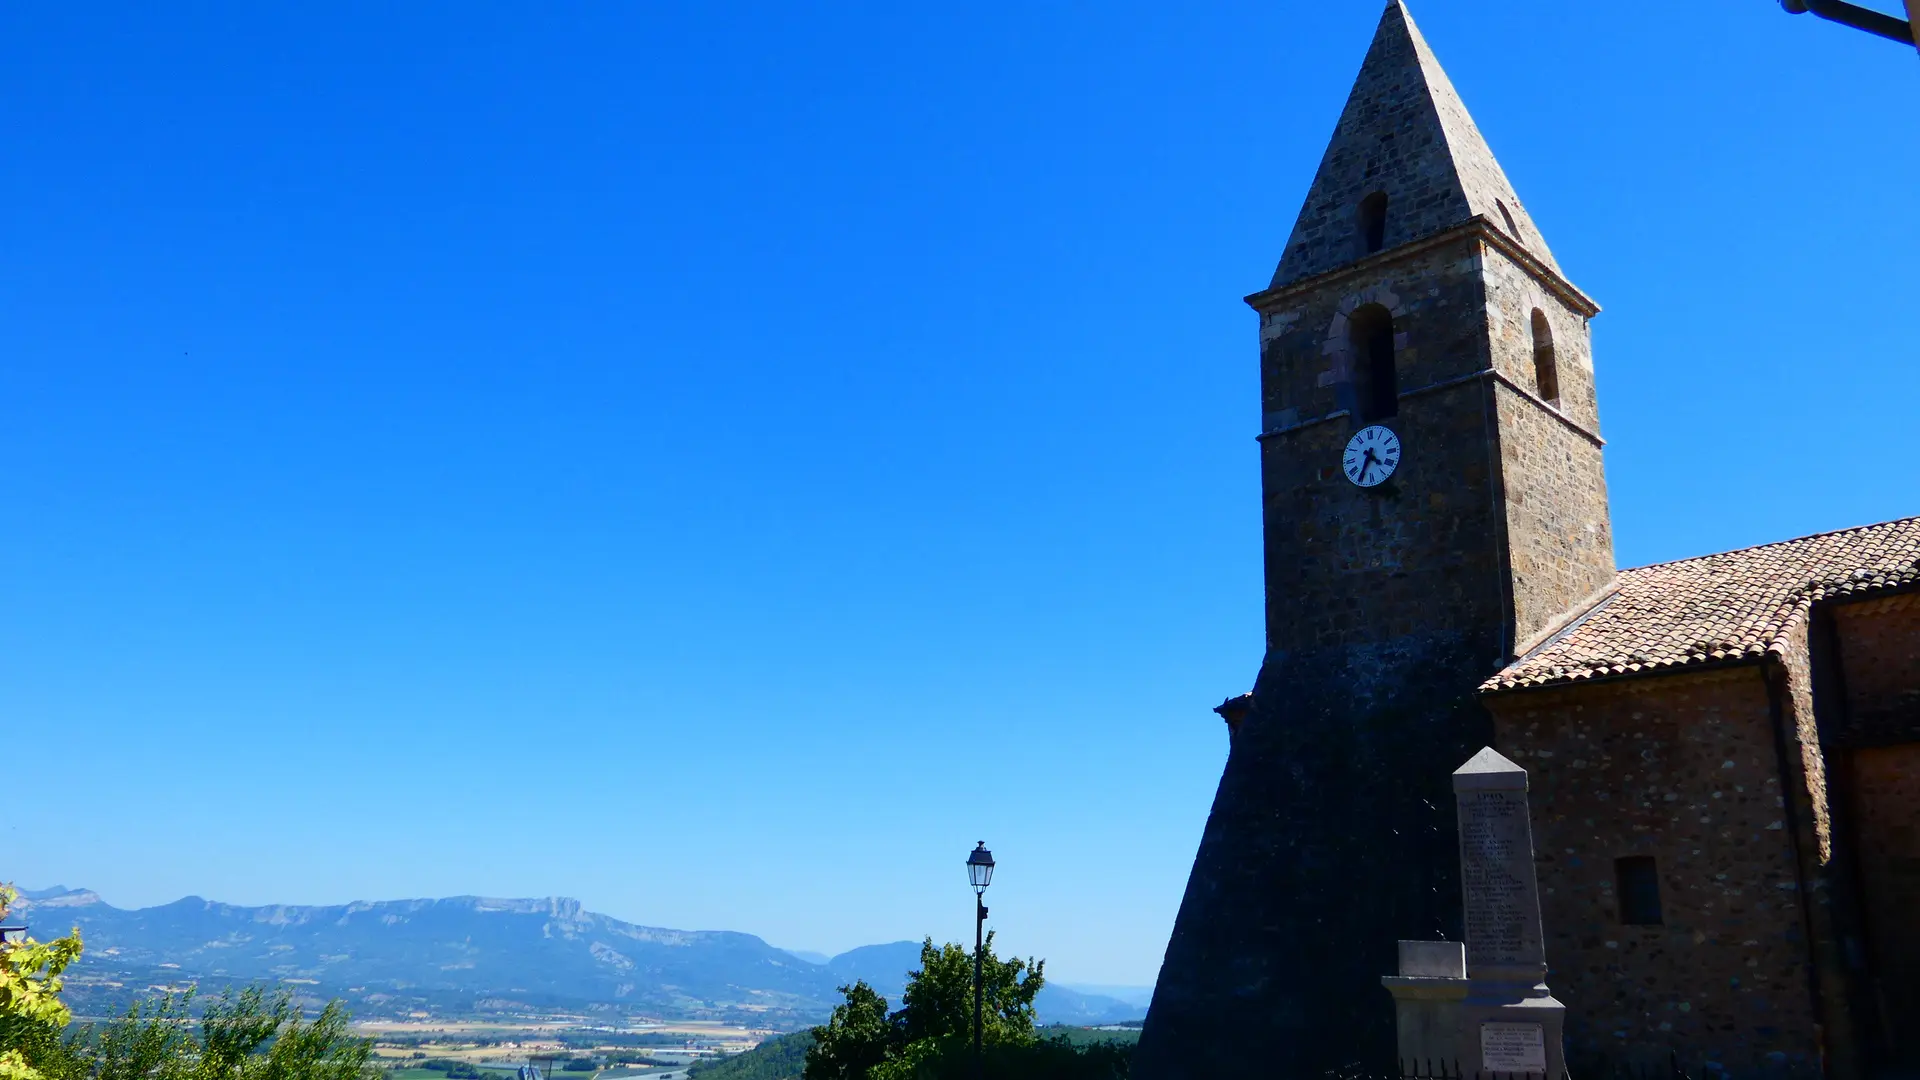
[1358,192,1389,256]
[1496,199,1519,238]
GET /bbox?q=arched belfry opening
[1349,303,1397,422]
[1357,192,1388,255]
[1531,308,1560,405]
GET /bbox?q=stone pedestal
[1454,748,1565,1080]
[1383,749,1568,1078]
[1382,940,1468,1071]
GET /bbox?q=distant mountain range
[7,887,1146,1029]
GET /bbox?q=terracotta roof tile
[1482,516,1920,692]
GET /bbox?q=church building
[1132,4,1918,1078]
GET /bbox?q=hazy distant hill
[8,888,1143,1027]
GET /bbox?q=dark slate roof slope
[1483,516,1920,692]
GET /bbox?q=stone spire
[1270,0,1559,288]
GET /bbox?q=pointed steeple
[1271,0,1558,288]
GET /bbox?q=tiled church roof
[1482,516,1920,692]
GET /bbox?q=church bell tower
[1135,3,1614,1075]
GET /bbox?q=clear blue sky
[2,1,1914,987]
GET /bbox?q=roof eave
[1479,653,1771,698]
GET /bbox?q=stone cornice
[1489,371,1606,448]
[1255,366,1605,448]
[1244,217,1601,319]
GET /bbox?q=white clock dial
[1342,425,1401,488]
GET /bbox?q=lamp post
[965,842,995,1080]
[1779,0,1916,48]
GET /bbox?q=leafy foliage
[0,884,375,1080]
[28,986,375,1080]
[685,1032,813,1080]
[0,886,85,1080]
[805,983,891,1080]
[802,937,1124,1080]
[892,937,1040,1048]
[876,1035,1129,1080]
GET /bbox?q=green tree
[803,935,1121,1080]
[892,935,1041,1048]
[0,882,374,1080]
[0,885,84,1080]
[804,981,891,1080]
[50,987,374,1080]
[686,1032,813,1080]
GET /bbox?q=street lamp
[965,842,995,1080]
[1779,0,1917,47]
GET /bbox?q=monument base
[1382,753,1572,1079]
[1460,982,1565,1080]
[1382,941,1470,1072]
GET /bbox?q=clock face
[1342,425,1401,488]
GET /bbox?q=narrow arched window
[1616,857,1663,925]
[1357,192,1388,255]
[1530,308,1559,405]
[1349,304,1397,421]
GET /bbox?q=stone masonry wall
[1491,381,1613,648]
[1254,236,1615,653]
[1832,591,1920,744]
[1259,242,1489,437]
[1828,590,1920,1064]
[1847,743,1920,1061]
[1482,241,1599,431]
[1482,242,1614,647]
[1255,239,1510,652]
[1485,666,1822,1074]
[1768,620,1862,1077]
[1137,231,1518,1078]
[1141,9,1618,1069]
[1144,226,1620,1077]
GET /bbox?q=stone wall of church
[1847,742,1920,1059]
[1254,237,1618,654]
[1147,234,1550,1076]
[1258,242,1491,438]
[1481,242,1615,646]
[1485,666,1823,1074]
[1832,591,1920,743]
[1767,623,1864,1075]
[1481,243,1599,432]
[1254,239,1506,652]
[1491,381,1614,648]
[1828,590,1920,1065]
